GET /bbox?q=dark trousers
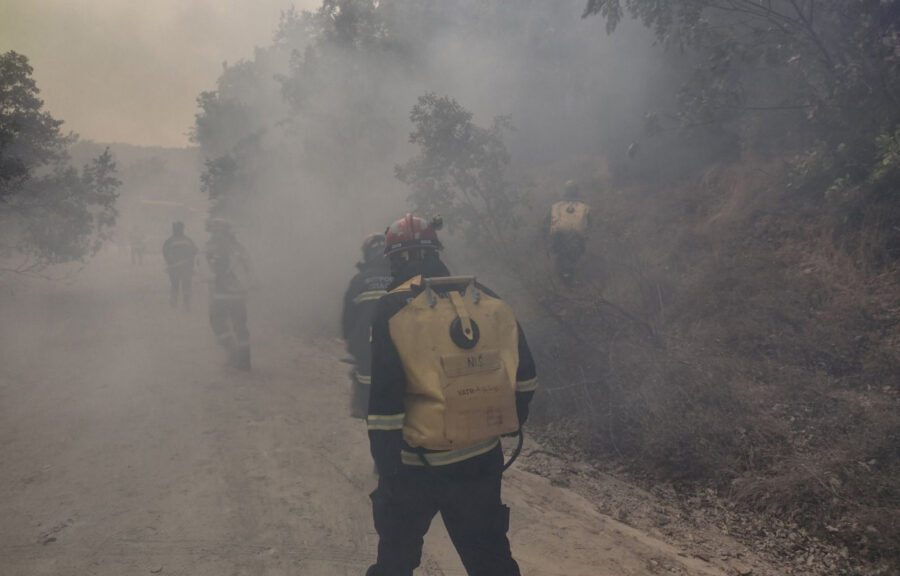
[209,297,250,369]
[350,370,370,419]
[550,231,585,281]
[367,445,520,576]
[168,271,193,310]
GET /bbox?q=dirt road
[0,255,760,576]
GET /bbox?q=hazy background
[172,1,669,332]
[2,3,898,570]
[1,0,671,332]
[0,0,318,147]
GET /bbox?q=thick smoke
[191,1,666,332]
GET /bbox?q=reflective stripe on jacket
[341,261,392,373]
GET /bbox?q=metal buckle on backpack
[423,276,479,307]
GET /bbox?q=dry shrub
[730,415,900,564]
[636,361,789,483]
[526,157,899,568]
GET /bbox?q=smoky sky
[0,0,318,147]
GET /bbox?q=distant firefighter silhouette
[162,221,198,311]
[205,219,252,371]
[129,225,146,265]
[549,180,590,284]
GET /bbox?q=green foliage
[191,60,270,157]
[81,147,120,235]
[395,93,523,256]
[192,91,253,156]
[200,154,246,218]
[194,0,631,225]
[585,1,900,137]
[788,141,838,194]
[275,0,409,168]
[0,51,71,200]
[787,125,900,259]
[304,0,389,50]
[0,51,120,271]
[193,1,415,220]
[19,150,119,265]
[586,1,900,264]
[872,126,900,187]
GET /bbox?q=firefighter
[129,225,146,265]
[549,180,591,284]
[341,234,393,418]
[162,221,198,311]
[366,214,538,576]
[206,218,252,370]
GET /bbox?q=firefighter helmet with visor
[383,214,443,257]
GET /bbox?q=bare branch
[788,0,836,68]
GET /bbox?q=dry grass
[523,159,900,570]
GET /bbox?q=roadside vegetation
[190,2,900,574]
[0,51,120,275]
[3,2,896,573]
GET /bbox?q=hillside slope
[515,160,899,575]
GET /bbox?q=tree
[0,51,119,273]
[584,1,900,262]
[0,52,70,201]
[201,154,244,218]
[395,93,523,257]
[583,1,900,136]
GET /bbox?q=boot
[234,344,251,371]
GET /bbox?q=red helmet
[383,214,443,256]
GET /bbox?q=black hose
[414,429,524,471]
[502,429,524,471]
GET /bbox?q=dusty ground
[0,252,782,576]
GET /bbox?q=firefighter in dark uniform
[206,218,252,370]
[162,221,198,311]
[341,234,393,418]
[366,214,538,576]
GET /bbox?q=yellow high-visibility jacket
[550,201,590,235]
